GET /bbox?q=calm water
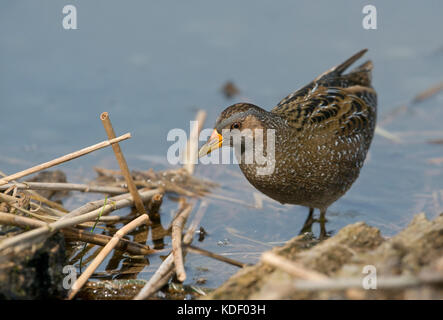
[1,1,442,290]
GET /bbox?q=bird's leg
[299,207,315,234]
[319,208,328,240]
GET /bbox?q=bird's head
[198,103,269,158]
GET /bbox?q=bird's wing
[271,49,377,137]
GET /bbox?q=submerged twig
[186,244,248,268]
[226,227,273,247]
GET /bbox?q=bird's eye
[231,122,241,130]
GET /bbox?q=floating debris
[428,139,443,145]
[412,82,443,104]
[221,81,240,99]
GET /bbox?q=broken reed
[0,133,131,186]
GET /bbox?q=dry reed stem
[171,203,193,282]
[67,213,151,299]
[10,205,57,222]
[134,200,207,300]
[148,193,166,246]
[0,211,153,256]
[412,82,443,104]
[0,191,27,206]
[100,112,148,219]
[147,193,163,214]
[133,253,176,300]
[186,244,247,268]
[379,105,408,126]
[60,191,132,221]
[183,110,207,175]
[27,190,68,213]
[261,251,328,281]
[0,133,131,186]
[93,167,122,176]
[0,211,49,229]
[61,187,164,221]
[135,180,197,197]
[374,126,402,143]
[0,192,56,222]
[437,256,443,272]
[33,204,78,218]
[0,188,160,251]
[182,200,207,244]
[0,182,128,195]
[380,82,443,126]
[0,169,68,213]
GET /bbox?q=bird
[198,49,377,238]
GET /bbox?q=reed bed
[0,110,247,300]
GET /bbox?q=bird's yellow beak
[198,129,223,158]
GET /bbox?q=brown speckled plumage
[200,49,377,236]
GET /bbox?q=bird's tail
[315,49,373,86]
[333,49,368,75]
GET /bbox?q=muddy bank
[0,233,67,299]
[203,213,443,299]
